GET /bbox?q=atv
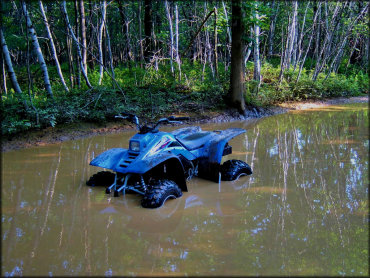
[86,113,252,208]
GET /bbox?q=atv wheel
[141,180,182,209]
[86,171,115,187]
[221,160,252,181]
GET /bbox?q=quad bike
[86,113,252,208]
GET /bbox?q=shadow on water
[1,103,368,276]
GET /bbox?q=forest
[1,0,368,135]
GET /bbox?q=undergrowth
[1,59,368,135]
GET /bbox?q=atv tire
[141,179,182,209]
[86,171,115,187]
[221,159,252,181]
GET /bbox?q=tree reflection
[1,104,368,276]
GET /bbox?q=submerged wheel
[141,179,182,209]
[86,171,115,187]
[221,159,252,181]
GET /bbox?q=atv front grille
[119,152,139,168]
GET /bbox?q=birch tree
[98,0,106,85]
[39,0,69,92]
[22,1,53,99]
[60,0,92,88]
[0,28,28,109]
[164,0,174,74]
[79,0,87,73]
[253,2,261,91]
[175,3,181,80]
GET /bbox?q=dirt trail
[2,96,368,152]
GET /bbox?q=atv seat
[176,131,213,151]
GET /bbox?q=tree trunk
[22,1,54,99]
[228,0,246,113]
[175,3,181,81]
[2,55,6,95]
[79,0,87,73]
[105,22,114,79]
[74,0,81,87]
[294,1,310,72]
[144,0,152,62]
[0,28,28,109]
[296,2,321,83]
[164,0,174,74]
[118,0,132,63]
[267,0,278,57]
[98,0,106,85]
[61,1,92,88]
[39,0,69,92]
[213,7,218,78]
[222,1,231,68]
[138,0,144,65]
[253,3,261,91]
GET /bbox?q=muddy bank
[2,96,368,152]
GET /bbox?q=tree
[79,0,87,73]
[98,0,106,85]
[143,0,153,62]
[22,1,54,99]
[253,2,261,91]
[39,0,69,92]
[60,0,92,88]
[228,0,246,114]
[0,28,28,110]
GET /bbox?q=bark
[74,0,81,87]
[294,1,310,72]
[325,3,368,79]
[175,3,181,81]
[267,0,278,57]
[164,0,174,74]
[2,55,6,95]
[138,1,144,65]
[143,0,152,62]
[278,1,297,83]
[228,0,245,113]
[98,0,106,85]
[0,28,28,109]
[253,3,261,90]
[222,1,231,54]
[296,2,321,83]
[312,2,342,81]
[61,1,92,88]
[118,0,132,62]
[39,0,69,92]
[79,0,87,73]
[213,7,218,78]
[22,1,54,99]
[105,21,114,78]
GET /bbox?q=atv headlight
[129,140,140,152]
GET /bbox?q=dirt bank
[2,96,368,152]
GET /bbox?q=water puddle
[2,103,368,276]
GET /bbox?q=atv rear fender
[197,128,245,182]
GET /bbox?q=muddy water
[2,103,368,276]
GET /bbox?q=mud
[1,96,368,152]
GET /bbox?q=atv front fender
[197,128,245,182]
[90,148,127,170]
[114,152,187,192]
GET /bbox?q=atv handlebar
[168,116,190,121]
[115,113,189,133]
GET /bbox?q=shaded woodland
[1,0,368,134]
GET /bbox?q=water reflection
[2,103,368,276]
